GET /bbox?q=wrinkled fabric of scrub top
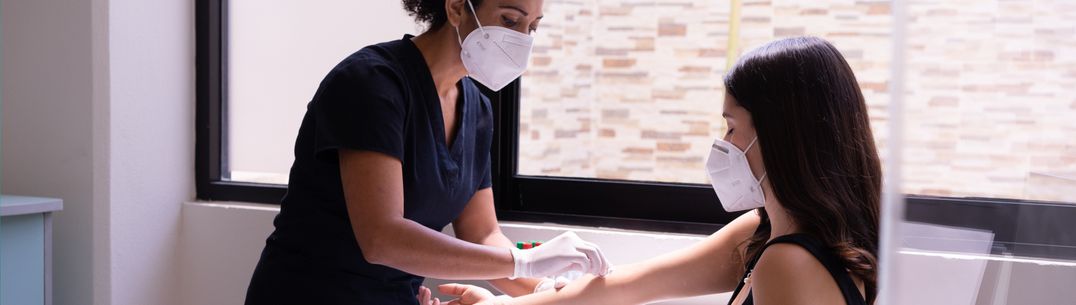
[244,35,494,305]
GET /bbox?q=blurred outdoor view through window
[518,0,1075,203]
[227,0,1076,203]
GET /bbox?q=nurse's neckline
[401,34,469,157]
[409,30,470,99]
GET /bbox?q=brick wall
[518,0,1075,202]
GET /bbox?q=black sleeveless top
[727,234,868,305]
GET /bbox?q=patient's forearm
[490,211,759,304]
[501,262,654,305]
[498,234,741,304]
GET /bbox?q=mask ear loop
[455,0,487,64]
[456,0,488,48]
[745,136,768,200]
[757,173,768,202]
[454,25,464,47]
[454,0,488,47]
[744,136,758,153]
[465,0,488,38]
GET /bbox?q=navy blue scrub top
[245,35,493,305]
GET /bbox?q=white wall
[2,0,192,304]
[1,0,109,303]
[181,202,1076,305]
[180,202,731,305]
[435,225,730,305]
[180,202,282,305]
[105,0,193,303]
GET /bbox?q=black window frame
[196,0,1076,255]
[196,0,289,204]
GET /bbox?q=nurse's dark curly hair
[724,36,881,304]
[402,0,485,30]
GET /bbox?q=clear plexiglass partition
[880,1,1076,304]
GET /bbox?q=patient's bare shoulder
[750,243,846,305]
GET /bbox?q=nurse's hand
[509,231,611,279]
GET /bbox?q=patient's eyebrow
[722,112,732,118]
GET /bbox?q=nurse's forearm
[358,217,515,280]
[480,232,543,296]
[341,150,515,280]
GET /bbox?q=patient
[426,36,882,305]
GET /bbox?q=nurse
[244,0,610,304]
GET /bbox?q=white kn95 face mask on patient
[705,137,768,212]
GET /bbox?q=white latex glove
[508,231,610,279]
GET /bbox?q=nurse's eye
[725,128,735,136]
[501,16,519,28]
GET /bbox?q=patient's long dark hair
[724,36,881,303]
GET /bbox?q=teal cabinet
[1,196,62,305]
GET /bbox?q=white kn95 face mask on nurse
[454,0,534,91]
[705,137,768,212]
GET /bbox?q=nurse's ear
[444,0,469,29]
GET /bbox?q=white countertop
[0,195,63,216]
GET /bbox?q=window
[224,0,418,184]
[898,1,1076,202]
[198,0,1075,236]
[519,1,894,185]
[511,0,1074,228]
[196,0,419,202]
